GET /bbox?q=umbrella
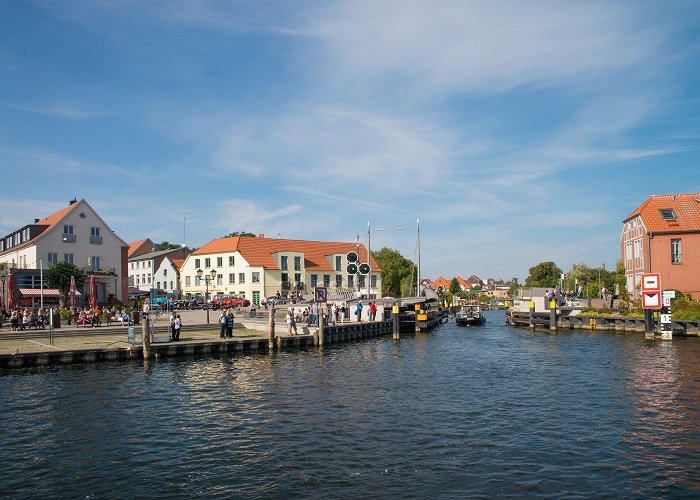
[89,275,97,308]
[6,274,15,310]
[69,275,77,307]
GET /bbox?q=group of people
[283,300,382,334]
[217,309,235,338]
[2,307,48,331]
[169,312,183,341]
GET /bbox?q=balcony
[281,281,305,291]
[62,233,76,243]
[90,235,102,245]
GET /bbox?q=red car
[211,294,250,309]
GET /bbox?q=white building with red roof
[180,235,382,305]
[0,198,129,306]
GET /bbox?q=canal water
[2,310,700,498]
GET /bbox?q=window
[48,252,58,264]
[348,275,354,288]
[217,274,223,285]
[90,256,100,270]
[147,273,151,284]
[163,269,168,277]
[294,273,301,286]
[63,225,74,234]
[336,275,342,288]
[185,276,191,286]
[359,276,366,287]
[239,273,245,284]
[659,208,677,220]
[195,276,201,286]
[323,274,330,287]
[156,282,161,289]
[194,259,200,268]
[217,257,223,267]
[281,256,288,270]
[62,224,75,243]
[229,273,235,285]
[633,239,641,259]
[371,275,377,288]
[229,256,234,266]
[205,258,211,268]
[335,256,342,271]
[252,272,260,283]
[625,242,632,261]
[310,274,318,287]
[281,273,289,286]
[671,239,682,263]
[90,227,102,245]
[137,276,140,285]
[294,256,301,271]
[170,281,173,289]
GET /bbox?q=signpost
[641,273,661,340]
[660,290,675,341]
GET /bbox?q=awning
[19,288,81,297]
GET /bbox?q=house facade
[621,193,700,300]
[127,246,191,295]
[180,235,382,306]
[0,198,129,306]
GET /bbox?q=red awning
[19,288,62,297]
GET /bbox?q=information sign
[314,287,327,303]
[642,291,661,309]
[641,273,661,291]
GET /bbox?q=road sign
[641,273,661,291]
[642,291,661,309]
[314,286,327,303]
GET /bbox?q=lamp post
[197,268,217,323]
[39,258,44,311]
[1,273,6,310]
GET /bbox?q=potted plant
[60,308,73,325]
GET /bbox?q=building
[0,198,128,306]
[127,245,191,296]
[621,193,700,300]
[180,235,382,305]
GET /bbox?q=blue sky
[2,0,699,282]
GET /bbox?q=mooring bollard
[392,303,400,340]
[142,314,151,359]
[529,301,535,329]
[549,300,557,332]
[268,306,276,350]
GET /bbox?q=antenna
[183,212,191,248]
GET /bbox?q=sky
[1,0,700,282]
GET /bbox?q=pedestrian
[173,314,182,341]
[311,302,319,326]
[286,307,297,335]
[218,310,226,338]
[370,301,377,321]
[331,303,338,326]
[226,310,234,338]
[340,304,346,323]
[355,301,363,322]
[170,311,177,341]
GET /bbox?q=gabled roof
[455,276,472,288]
[431,276,451,288]
[128,238,154,258]
[624,193,700,233]
[170,258,185,271]
[191,236,381,271]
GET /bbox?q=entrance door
[252,291,260,306]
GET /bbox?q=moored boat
[455,304,486,326]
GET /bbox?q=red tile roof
[625,193,700,233]
[170,258,185,271]
[192,236,380,271]
[0,201,81,255]
[431,276,450,288]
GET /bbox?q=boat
[455,304,486,326]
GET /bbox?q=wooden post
[142,314,151,359]
[549,299,557,332]
[392,303,400,340]
[318,303,325,347]
[268,306,276,350]
[644,309,654,340]
[529,301,535,330]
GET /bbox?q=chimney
[672,193,677,202]
[34,219,39,223]
[69,198,77,205]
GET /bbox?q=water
[2,310,700,498]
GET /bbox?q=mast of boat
[367,220,371,299]
[416,218,421,298]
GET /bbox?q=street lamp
[196,268,217,323]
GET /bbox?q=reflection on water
[1,310,700,497]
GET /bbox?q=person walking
[340,304,346,323]
[173,314,182,341]
[355,301,363,323]
[218,310,226,338]
[369,301,377,322]
[225,310,235,338]
[170,311,177,341]
[286,307,297,335]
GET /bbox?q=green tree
[508,277,520,297]
[46,261,86,306]
[372,247,415,297]
[524,261,562,288]
[449,277,461,294]
[156,241,182,251]
[223,232,257,238]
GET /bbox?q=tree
[524,261,562,288]
[508,277,520,297]
[155,241,182,251]
[449,277,461,294]
[223,232,257,238]
[46,261,86,306]
[372,247,415,297]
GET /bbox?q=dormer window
[659,208,677,220]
